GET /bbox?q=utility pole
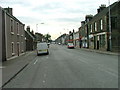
[108,0,112,51]
[36,23,44,33]
[36,24,38,32]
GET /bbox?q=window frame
[100,19,103,30]
[90,24,93,32]
[17,22,20,35]
[11,42,15,55]
[94,22,97,31]
[10,18,14,34]
[21,25,24,37]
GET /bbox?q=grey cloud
[31,2,64,13]
[0,0,31,7]
[17,16,42,24]
[54,17,82,22]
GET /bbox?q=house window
[21,25,24,36]
[17,23,19,35]
[87,18,89,22]
[94,22,97,31]
[90,24,93,32]
[100,19,103,30]
[10,19,14,34]
[11,42,15,55]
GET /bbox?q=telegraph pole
[36,24,38,32]
[108,0,112,51]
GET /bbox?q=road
[3,44,118,88]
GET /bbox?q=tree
[44,34,51,42]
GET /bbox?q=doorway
[17,42,20,56]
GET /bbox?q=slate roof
[88,1,118,23]
[25,30,35,40]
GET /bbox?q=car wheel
[37,52,39,56]
[46,51,49,55]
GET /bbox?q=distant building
[55,33,67,45]
[25,26,37,51]
[74,31,80,47]
[1,7,26,61]
[79,21,88,48]
[35,32,43,42]
[64,34,69,45]
[68,30,74,43]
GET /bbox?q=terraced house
[1,7,26,61]
[79,1,120,52]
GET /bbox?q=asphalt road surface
[4,44,118,88]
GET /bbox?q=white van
[37,42,49,55]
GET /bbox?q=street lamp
[36,23,44,32]
[36,24,38,32]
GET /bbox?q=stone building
[0,7,26,61]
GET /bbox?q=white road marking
[104,70,118,77]
[0,66,5,69]
[43,80,45,83]
[34,59,38,64]
[99,67,118,77]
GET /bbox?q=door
[97,40,99,49]
[17,43,20,56]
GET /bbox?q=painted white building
[74,31,79,47]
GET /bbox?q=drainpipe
[87,25,89,49]
[4,9,7,61]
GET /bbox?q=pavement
[1,51,36,88]
[75,47,119,56]
[0,46,119,88]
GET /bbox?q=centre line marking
[34,59,38,64]
[43,80,45,83]
[0,66,5,69]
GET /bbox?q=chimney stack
[4,7,13,15]
[97,4,106,13]
[81,21,85,26]
[73,29,75,33]
[26,26,30,32]
[31,30,34,34]
[85,15,93,23]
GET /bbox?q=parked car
[67,43,74,49]
[37,42,49,55]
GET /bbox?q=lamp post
[36,23,45,42]
[108,0,112,51]
[36,24,38,32]
[36,23,44,33]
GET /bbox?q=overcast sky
[0,0,117,40]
